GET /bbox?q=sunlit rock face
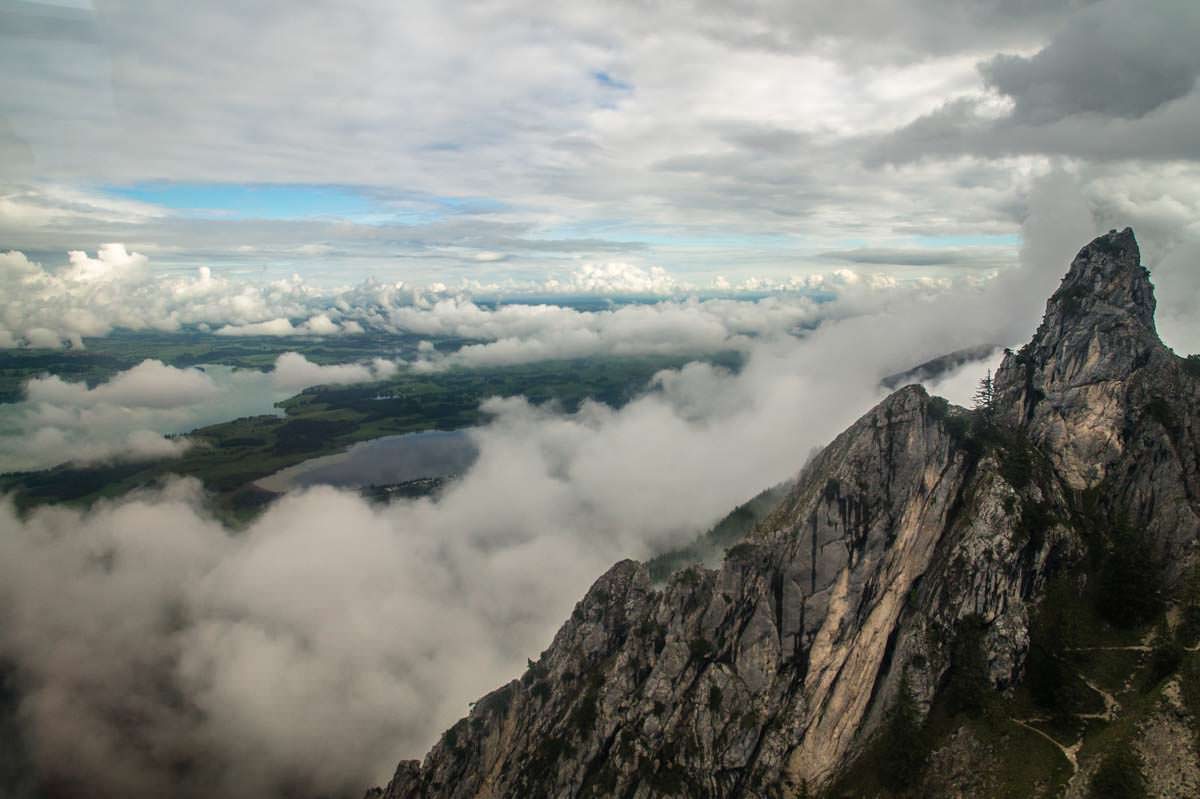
[371,229,1199,798]
[995,227,1200,573]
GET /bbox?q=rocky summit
[368,229,1200,798]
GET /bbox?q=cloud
[1150,235,1200,355]
[978,1,1200,124]
[919,347,1007,408]
[214,318,304,337]
[539,262,681,295]
[872,2,1200,165]
[0,318,887,797]
[0,365,256,472]
[2,5,1200,791]
[24,359,220,409]
[0,1,1193,301]
[0,355,401,472]
[0,246,838,351]
[401,294,832,370]
[215,313,352,337]
[818,246,1010,268]
[0,246,339,349]
[0,0,1107,283]
[269,352,398,392]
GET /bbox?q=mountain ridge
[368,228,1200,798]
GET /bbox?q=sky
[1,0,1198,289]
[3,2,1200,798]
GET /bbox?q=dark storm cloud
[870,92,1200,164]
[979,1,1200,123]
[871,0,1200,164]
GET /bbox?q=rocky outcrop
[369,229,1199,798]
[1135,678,1200,799]
[994,227,1200,575]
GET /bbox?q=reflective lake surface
[256,429,478,493]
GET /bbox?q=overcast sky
[2,0,1198,287]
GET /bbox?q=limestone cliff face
[994,227,1200,573]
[370,229,1197,798]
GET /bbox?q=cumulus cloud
[3,242,992,371]
[0,355,400,472]
[540,262,682,295]
[269,352,398,392]
[25,359,221,409]
[0,246,848,351]
[401,290,889,370]
[216,313,354,337]
[0,364,252,472]
[0,246,342,349]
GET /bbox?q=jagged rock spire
[1052,226,1155,331]
[1011,227,1159,382]
[992,228,1173,488]
[991,230,1199,581]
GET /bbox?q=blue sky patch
[105,183,378,221]
[592,70,632,92]
[103,182,509,224]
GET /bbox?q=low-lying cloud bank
[5,208,1196,366]
[0,243,955,352]
[0,308,915,797]
[1,178,1198,798]
[0,354,400,472]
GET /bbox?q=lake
[256,429,478,493]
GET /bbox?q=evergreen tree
[1088,742,1147,799]
[945,614,989,718]
[878,670,926,793]
[1028,577,1086,722]
[972,369,996,420]
[1179,560,1200,646]
[1096,523,1162,628]
[1145,616,1182,688]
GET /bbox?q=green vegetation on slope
[645,482,790,582]
[826,396,1191,799]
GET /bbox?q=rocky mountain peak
[367,229,1200,799]
[990,226,1198,573]
[1052,226,1155,331]
[992,228,1178,489]
[1013,226,1158,381]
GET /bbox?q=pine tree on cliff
[879,670,927,792]
[972,369,996,422]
